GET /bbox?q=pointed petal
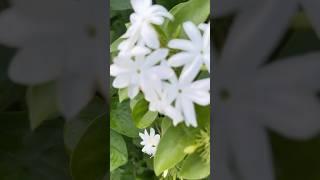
[181,97,197,127]
[168,39,195,51]
[179,56,202,84]
[183,21,202,47]
[168,52,194,67]
[144,48,168,67]
[141,23,159,49]
[9,44,63,85]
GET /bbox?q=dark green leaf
[179,152,210,179]
[70,114,107,180]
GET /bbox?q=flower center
[85,24,97,38]
[137,69,141,74]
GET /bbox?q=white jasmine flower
[110,48,174,99]
[139,128,160,156]
[147,81,184,125]
[166,61,210,127]
[118,0,173,51]
[168,21,210,74]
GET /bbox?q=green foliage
[110,130,128,171]
[163,0,210,38]
[111,98,140,137]
[154,124,198,175]
[179,152,210,179]
[70,113,107,180]
[132,97,158,129]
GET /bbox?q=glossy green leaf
[70,114,107,180]
[132,98,158,129]
[179,152,210,179]
[154,125,197,175]
[111,98,140,137]
[164,0,210,38]
[26,81,59,130]
[110,130,128,171]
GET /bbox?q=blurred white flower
[110,48,174,99]
[168,21,210,73]
[215,52,320,180]
[118,0,173,52]
[139,128,160,156]
[214,1,320,179]
[0,0,107,118]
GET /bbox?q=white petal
[185,91,210,106]
[58,74,94,119]
[128,85,139,99]
[183,21,202,47]
[141,23,159,49]
[112,75,130,88]
[150,128,155,136]
[150,16,164,25]
[179,56,202,84]
[191,78,210,91]
[9,44,63,85]
[164,105,183,126]
[219,1,297,75]
[181,97,197,127]
[144,48,168,67]
[131,46,151,56]
[149,5,173,20]
[149,66,174,80]
[131,0,152,13]
[168,39,195,51]
[168,52,194,67]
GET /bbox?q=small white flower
[139,128,160,156]
[168,21,210,74]
[118,0,173,51]
[110,48,174,99]
[166,61,210,127]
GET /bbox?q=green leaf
[111,98,140,137]
[110,0,131,10]
[195,105,210,129]
[164,0,210,38]
[70,114,107,180]
[118,88,129,102]
[110,130,128,171]
[161,117,172,135]
[26,81,59,130]
[154,125,197,175]
[64,97,107,153]
[132,98,158,129]
[179,152,210,179]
